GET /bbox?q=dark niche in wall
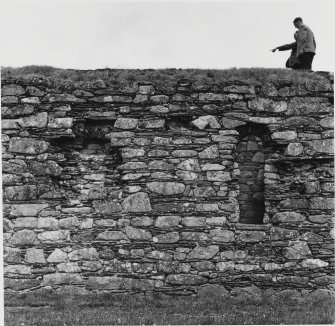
[49,120,123,198]
[235,123,273,224]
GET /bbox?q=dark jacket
[277,42,300,69]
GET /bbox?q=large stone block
[4,278,41,291]
[309,197,334,210]
[166,274,207,285]
[9,138,49,154]
[271,131,297,141]
[209,229,235,242]
[10,204,49,216]
[93,200,122,214]
[48,117,73,129]
[187,245,219,260]
[68,248,99,261]
[2,84,25,96]
[125,226,152,240]
[121,147,145,158]
[155,215,181,228]
[47,249,68,263]
[11,229,37,246]
[153,232,179,243]
[96,231,127,241]
[30,161,62,177]
[43,273,83,286]
[147,182,185,195]
[18,112,48,128]
[4,247,21,263]
[191,115,221,129]
[37,230,70,242]
[122,192,152,212]
[25,248,47,264]
[114,117,138,129]
[206,171,231,181]
[249,98,287,112]
[312,139,334,154]
[285,142,303,156]
[5,185,37,201]
[283,241,311,259]
[238,231,266,243]
[199,145,219,158]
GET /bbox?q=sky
[1,0,335,71]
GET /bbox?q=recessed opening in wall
[235,123,273,224]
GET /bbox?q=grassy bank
[4,290,335,325]
[1,65,329,87]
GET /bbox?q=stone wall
[2,72,334,297]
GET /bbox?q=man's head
[293,17,303,29]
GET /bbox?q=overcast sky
[1,0,334,71]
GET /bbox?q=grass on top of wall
[1,65,329,88]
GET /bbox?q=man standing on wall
[293,17,316,71]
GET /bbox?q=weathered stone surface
[155,215,181,228]
[153,232,180,243]
[2,159,27,173]
[193,186,216,197]
[209,229,235,242]
[320,117,334,129]
[122,192,152,212]
[131,216,153,227]
[4,247,21,263]
[43,273,83,286]
[43,94,84,103]
[238,231,266,243]
[138,85,155,95]
[221,117,246,128]
[29,160,63,176]
[121,148,145,158]
[181,216,206,227]
[4,278,41,290]
[279,198,309,210]
[125,226,152,240]
[271,131,297,141]
[96,231,127,241]
[9,138,49,154]
[11,229,37,245]
[37,230,70,242]
[283,241,311,259]
[199,145,219,158]
[166,274,207,285]
[308,214,331,224]
[187,245,219,260]
[18,112,48,128]
[285,142,303,156]
[25,248,47,264]
[201,163,225,171]
[171,150,198,157]
[139,119,165,129]
[176,158,200,180]
[2,104,34,118]
[249,98,287,112]
[114,118,138,129]
[2,84,25,96]
[5,185,37,201]
[47,249,68,263]
[198,284,229,298]
[59,216,80,229]
[48,117,73,129]
[68,248,99,261]
[10,203,48,217]
[309,197,334,210]
[312,139,334,154]
[206,171,231,181]
[300,259,328,268]
[270,227,299,241]
[147,182,185,195]
[191,115,221,129]
[93,200,122,214]
[14,217,38,229]
[288,97,332,115]
[181,232,209,241]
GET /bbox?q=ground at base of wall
[5,288,335,325]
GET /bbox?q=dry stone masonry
[2,72,334,299]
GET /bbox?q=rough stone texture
[2,73,334,296]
